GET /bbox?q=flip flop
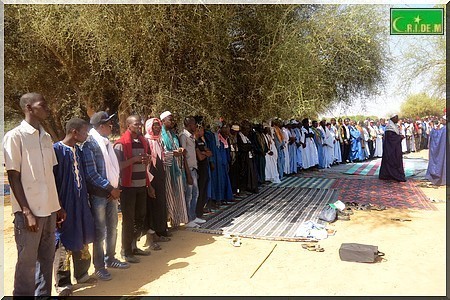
[154,235,171,242]
[371,205,387,211]
[356,204,371,211]
[391,218,411,222]
[326,229,337,236]
[302,244,324,252]
[150,242,162,251]
[343,207,354,215]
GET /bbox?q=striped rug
[344,160,415,177]
[191,186,339,241]
[268,176,335,189]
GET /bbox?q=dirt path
[1,150,446,296]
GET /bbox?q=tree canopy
[5,4,389,140]
[400,92,445,119]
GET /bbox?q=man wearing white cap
[425,115,446,185]
[159,111,189,228]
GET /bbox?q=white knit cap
[160,111,172,121]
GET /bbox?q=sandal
[337,215,350,221]
[343,207,354,215]
[301,244,324,252]
[58,288,73,297]
[150,242,162,251]
[326,229,337,236]
[391,218,411,222]
[371,205,387,211]
[154,235,171,242]
[356,203,371,211]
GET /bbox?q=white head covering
[231,125,240,131]
[160,111,172,121]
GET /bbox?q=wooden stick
[250,244,277,279]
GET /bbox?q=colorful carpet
[269,176,335,189]
[331,178,436,210]
[191,186,339,240]
[344,159,415,177]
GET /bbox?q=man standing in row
[114,115,152,263]
[3,92,66,296]
[82,111,129,281]
[53,118,96,296]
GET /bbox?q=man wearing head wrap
[425,116,446,185]
[159,111,189,228]
[379,114,406,182]
[144,118,170,249]
[281,122,291,175]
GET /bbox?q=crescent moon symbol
[392,16,404,33]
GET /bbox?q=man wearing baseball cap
[82,111,129,281]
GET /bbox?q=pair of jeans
[13,212,56,296]
[53,241,91,293]
[185,168,199,222]
[120,186,147,256]
[90,195,119,270]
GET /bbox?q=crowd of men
[3,92,446,296]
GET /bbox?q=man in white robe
[300,118,319,169]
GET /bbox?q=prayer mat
[344,159,415,177]
[331,178,437,210]
[190,186,339,241]
[268,176,335,189]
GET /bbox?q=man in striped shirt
[114,115,151,263]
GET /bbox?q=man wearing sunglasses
[82,111,129,281]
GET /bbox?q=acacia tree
[400,93,445,119]
[5,4,389,139]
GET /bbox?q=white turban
[160,111,172,121]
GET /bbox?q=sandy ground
[1,150,447,296]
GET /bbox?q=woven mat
[191,186,338,241]
[343,159,415,177]
[268,176,335,189]
[331,178,436,210]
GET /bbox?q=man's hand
[204,150,213,157]
[109,188,122,200]
[147,185,156,198]
[186,174,193,185]
[56,208,67,228]
[140,154,150,165]
[22,208,38,232]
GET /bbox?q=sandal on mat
[150,242,162,251]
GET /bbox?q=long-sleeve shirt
[81,135,114,197]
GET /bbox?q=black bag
[339,243,385,263]
[318,205,337,222]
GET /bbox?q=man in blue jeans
[82,111,129,281]
[179,116,206,228]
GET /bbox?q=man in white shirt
[3,92,66,296]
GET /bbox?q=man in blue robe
[349,121,364,162]
[425,116,446,185]
[53,118,96,296]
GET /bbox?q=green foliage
[400,5,446,98]
[400,93,445,119]
[4,4,389,139]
